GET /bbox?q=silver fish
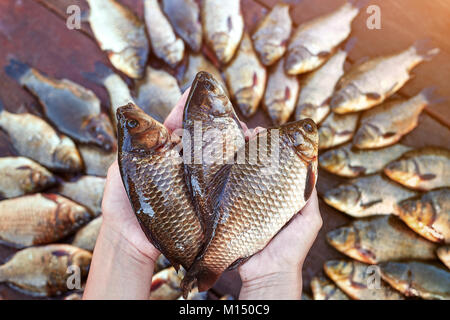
[285,1,361,75]
[0,193,95,247]
[319,143,412,178]
[78,144,117,177]
[0,102,82,173]
[202,0,244,65]
[72,216,103,252]
[224,33,267,118]
[180,53,226,92]
[263,58,300,125]
[384,148,450,191]
[354,89,436,149]
[251,3,292,66]
[324,260,404,300]
[58,176,105,216]
[83,62,135,130]
[0,156,56,199]
[310,276,350,300]
[144,0,185,67]
[327,216,437,264]
[295,47,349,124]
[331,41,440,114]
[323,174,418,217]
[162,0,202,52]
[437,246,450,269]
[86,0,149,79]
[380,261,450,300]
[135,66,182,123]
[0,244,91,296]
[318,112,359,150]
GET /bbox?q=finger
[164,88,191,132]
[102,161,133,216]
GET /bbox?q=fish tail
[349,0,370,10]
[420,87,446,105]
[4,58,30,82]
[181,263,218,299]
[413,39,440,61]
[82,62,114,85]
[344,37,357,53]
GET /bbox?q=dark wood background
[0,0,448,299]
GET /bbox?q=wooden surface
[0,0,449,300]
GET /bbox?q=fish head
[84,114,116,152]
[331,85,366,113]
[326,225,357,253]
[353,124,380,149]
[285,46,320,75]
[71,249,92,278]
[281,118,319,162]
[384,159,417,185]
[109,45,147,79]
[323,183,361,213]
[319,148,348,173]
[318,125,334,149]
[55,139,83,173]
[116,103,169,154]
[324,260,353,281]
[211,33,232,64]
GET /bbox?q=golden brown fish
[224,33,267,118]
[0,193,95,247]
[86,0,149,79]
[319,143,412,178]
[72,216,102,252]
[180,53,227,92]
[331,41,440,114]
[353,89,437,149]
[183,72,244,245]
[437,246,450,269]
[135,66,182,123]
[149,267,183,300]
[117,103,203,270]
[251,3,292,66]
[295,44,351,124]
[384,148,450,191]
[83,62,135,130]
[395,189,450,243]
[0,102,82,173]
[380,261,450,300]
[285,1,362,75]
[154,254,172,273]
[5,59,116,152]
[327,216,437,264]
[323,174,417,217]
[202,0,244,65]
[310,276,350,300]
[58,176,105,217]
[263,58,300,125]
[162,0,202,52]
[182,119,318,296]
[0,156,56,199]
[78,144,117,177]
[318,112,359,150]
[324,260,404,300]
[0,244,91,296]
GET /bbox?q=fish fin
[4,59,30,82]
[420,173,436,181]
[82,62,114,85]
[336,130,354,137]
[304,162,316,202]
[366,92,381,100]
[317,51,330,58]
[382,131,397,138]
[181,263,219,299]
[227,256,251,271]
[413,39,440,61]
[360,199,382,209]
[348,165,366,175]
[420,87,446,105]
[344,37,357,53]
[349,0,370,10]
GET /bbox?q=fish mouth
[319,149,346,172]
[285,46,314,74]
[326,226,355,251]
[281,118,319,162]
[323,184,360,212]
[324,260,351,280]
[211,33,231,63]
[353,124,378,148]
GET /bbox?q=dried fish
[323,174,417,217]
[437,246,450,269]
[224,33,267,118]
[331,41,439,114]
[0,156,56,199]
[263,58,300,125]
[252,3,292,66]
[327,216,437,264]
[144,0,185,67]
[149,267,183,300]
[78,145,117,178]
[72,216,103,252]
[384,148,450,191]
[154,254,172,274]
[319,143,412,178]
[86,0,149,78]
[180,53,226,92]
[310,276,350,300]
[318,112,359,150]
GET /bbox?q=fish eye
[127,119,139,129]
[303,122,314,133]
